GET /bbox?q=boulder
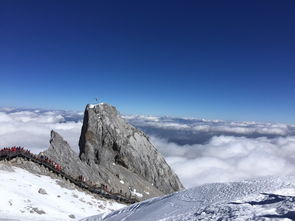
[38,188,47,195]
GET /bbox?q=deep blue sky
[0,0,294,123]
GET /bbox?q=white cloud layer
[1,108,295,189]
[125,115,295,137]
[0,109,82,153]
[151,135,295,188]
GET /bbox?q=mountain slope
[0,162,124,221]
[81,176,295,221]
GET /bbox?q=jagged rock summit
[44,103,183,200]
[43,130,95,180]
[79,103,183,194]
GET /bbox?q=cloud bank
[1,108,295,189]
[125,115,295,145]
[0,108,82,153]
[126,115,295,188]
[151,135,295,188]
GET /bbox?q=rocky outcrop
[42,130,94,180]
[79,103,183,195]
[42,103,183,201]
[44,130,165,200]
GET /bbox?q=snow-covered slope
[0,163,125,221]
[81,176,295,221]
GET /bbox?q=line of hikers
[1,147,112,192]
[0,146,135,203]
[77,175,110,192]
[39,153,62,171]
[0,147,63,172]
[0,146,28,154]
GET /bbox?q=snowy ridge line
[81,176,295,221]
[0,147,138,205]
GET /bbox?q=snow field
[0,164,125,221]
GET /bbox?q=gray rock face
[42,103,183,201]
[44,131,165,200]
[43,130,90,179]
[42,131,107,186]
[79,103,183,195]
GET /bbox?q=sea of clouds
[0,107,83,153]
[1,107,295,189]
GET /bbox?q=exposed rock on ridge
[42,130,95,180]
[43,103,183,200]
[79,103,183,195]
[44,130,164,200]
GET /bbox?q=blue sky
[0,0,294,123]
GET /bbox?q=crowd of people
[0,147,62,171]
[0,146,31,156]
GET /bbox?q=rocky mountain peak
[79,103,183,195]
[41,103,183,201]
[49,130,72,155]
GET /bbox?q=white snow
[0,164,125,221]
[88,103,104,108]
[130,189,143,198]
[81,176,295,221]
